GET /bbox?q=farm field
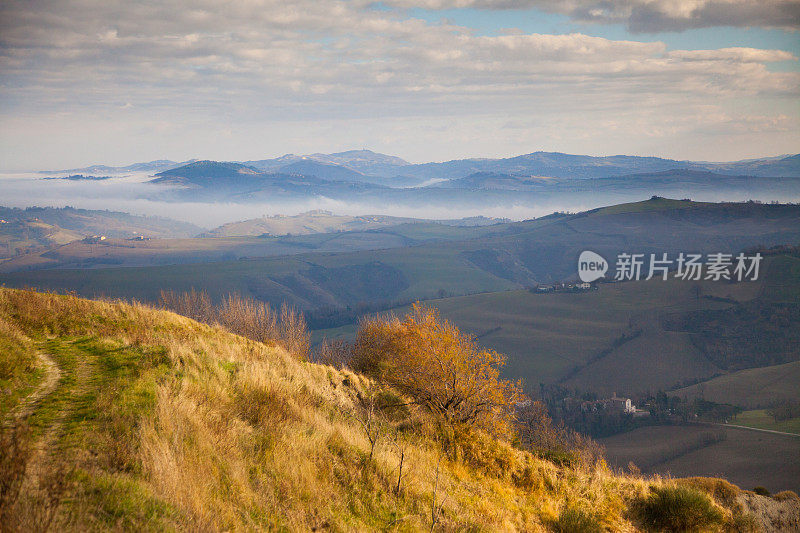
[599,424,800,494]
[674,360,800,407]
[729,410,800,435]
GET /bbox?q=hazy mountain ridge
[43,150,800,184]
[41,159,197,175]
[144,158,800,207]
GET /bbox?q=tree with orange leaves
[353,303,525,438]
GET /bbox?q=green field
[729,410,800,435]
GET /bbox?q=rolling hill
[2,198,799,310]
[312,252,799,403]
[0,206,202,261]
[1,287,793,530]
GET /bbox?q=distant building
[581,393,636,415]
[83,235,106,243]
[606,393,635,414]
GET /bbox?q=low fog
[1,173,797,229]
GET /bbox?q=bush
[352,303,524,437]
[678,477,740,507]
[160,290,310,359]
[551,507,603,533]
[517,401,604,467]
[634,485,724,532]
[772,490,799,502]
[752,486,770,497]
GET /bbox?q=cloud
[390,0,800,32]
[0,1,797,169]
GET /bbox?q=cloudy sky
[0,0,798,170]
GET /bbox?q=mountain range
[46,150,800,184]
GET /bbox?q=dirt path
[23,348,96,487]
[716,423,800,438]
[3,349,61,428]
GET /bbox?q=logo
[578,250,608,282]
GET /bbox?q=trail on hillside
[3,349,61,428]
[3,342,97,530]
[24,347,95,489]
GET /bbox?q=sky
[0,0,798,171]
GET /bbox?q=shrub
[772,490,799,502]
[752,486,770,497]
[634,485,724,532]
[517,400,604,467]
[352,303,524,437]
[313,338,353,368]
[678,477,740,507]
[551,507,603,533]
[160,290,310,359]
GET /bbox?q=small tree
[353,303,524,437]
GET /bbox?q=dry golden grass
[0,288,769,532]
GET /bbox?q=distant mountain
[402,152,800,181]
[150,161,264,186]
[41,151,800,183]
[703,154,800,177]
[145,159,800,208]
[149,160,387,202]
[278,160,366,183]
[242,150,416,185]
[41,159,194,175]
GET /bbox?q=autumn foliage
[353,303,525,437]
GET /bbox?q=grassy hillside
[0,245,519,309]
[0,288,785,531]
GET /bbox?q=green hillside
[2,288,781,531]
